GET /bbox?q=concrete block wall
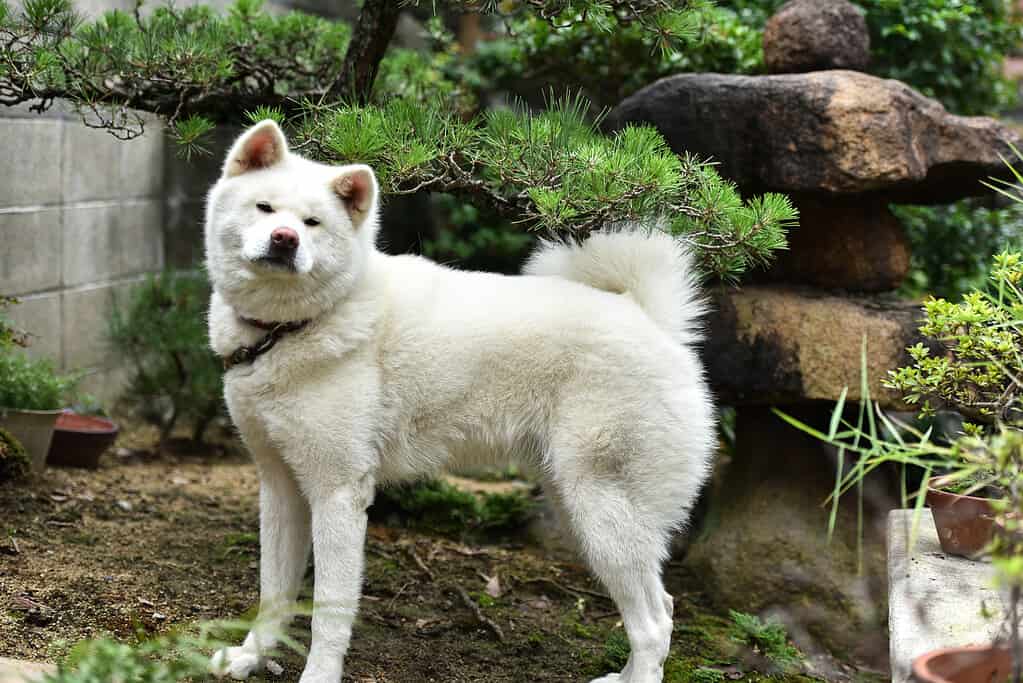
[1,108,166,403]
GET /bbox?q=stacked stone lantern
[604,0,1023,662]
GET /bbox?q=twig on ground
[387,581,412,613]
[454,585,505,642]
[515,576,612,602]
[408,546,435,581]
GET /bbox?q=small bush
[0,353,80,411]
[0,427,29,482]
[886,250,1023,424]
[727,610,801,670]
[108,271,223,444]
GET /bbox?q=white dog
[205,120,715,683]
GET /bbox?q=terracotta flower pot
[0,407,62,472]
[912,645,1011,683]
[926,476,997,558]
[46,412,119,469]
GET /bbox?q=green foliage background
[476,0,1021,116]
[107,271,224,443]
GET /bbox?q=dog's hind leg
[547,439,685,683]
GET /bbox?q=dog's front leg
[212,454,311,679]
[298,473,375,683]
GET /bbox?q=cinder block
[61,281,137,370]
[164,199,206,269]
[62,122,125,202]
[120,120,165,199]
[0,119,63,208]
[118,201,164,275]
[4,292,61,363]
[0,209,62,295]
[61,205,120,287]
[63,202,164,287]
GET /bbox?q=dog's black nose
[269,227,299,257]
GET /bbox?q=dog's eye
[256,202,274,213]
[304,217,321,227]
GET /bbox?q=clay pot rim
[912,644,1010,683]
[0,406,65,416]
[928,475,1000,504]
[54,411,119,435]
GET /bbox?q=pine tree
[0,0,796,279]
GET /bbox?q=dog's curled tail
[523,225,706,346]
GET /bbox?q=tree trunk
[330,0,403,104]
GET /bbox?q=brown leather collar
[222,317,311,370]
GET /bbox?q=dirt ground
[0,426,871,683]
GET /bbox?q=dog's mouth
[252,256,298,273]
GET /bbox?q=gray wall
[0,105,167,403]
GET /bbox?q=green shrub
[862,0,1020,116]
[0,427,29,482]
[886,250,1023,424]
[0,353,80,411]
[108,271,223,444]
[475,0,1021,115]
[895,201,1023,301]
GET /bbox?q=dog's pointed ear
[332,165,378,228]
[223,120,288,178]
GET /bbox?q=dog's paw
[589,674,623,683]
[210,645,264,680]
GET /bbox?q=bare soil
[0,426,861,682]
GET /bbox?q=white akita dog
[205,120,715,683]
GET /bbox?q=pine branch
[0,0,795,279]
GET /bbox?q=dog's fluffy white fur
[205,120,715,683]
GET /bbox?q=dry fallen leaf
[485,574,502,599]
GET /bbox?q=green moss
[728,610,802,671]
[0,428,29,482]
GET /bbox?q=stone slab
[605,70,1022,203]
[888,509,1006,683]
[0,658,54,683]
[703,285,928,407]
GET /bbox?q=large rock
[703,285,929,407]
[758,197,911,291]
[605,70,1022,203]
[764,0,870,74]
[685,406,892,665]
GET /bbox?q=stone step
[0,658,55,683]
[888,509,1006,683]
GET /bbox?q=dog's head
[205,120,379,322]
